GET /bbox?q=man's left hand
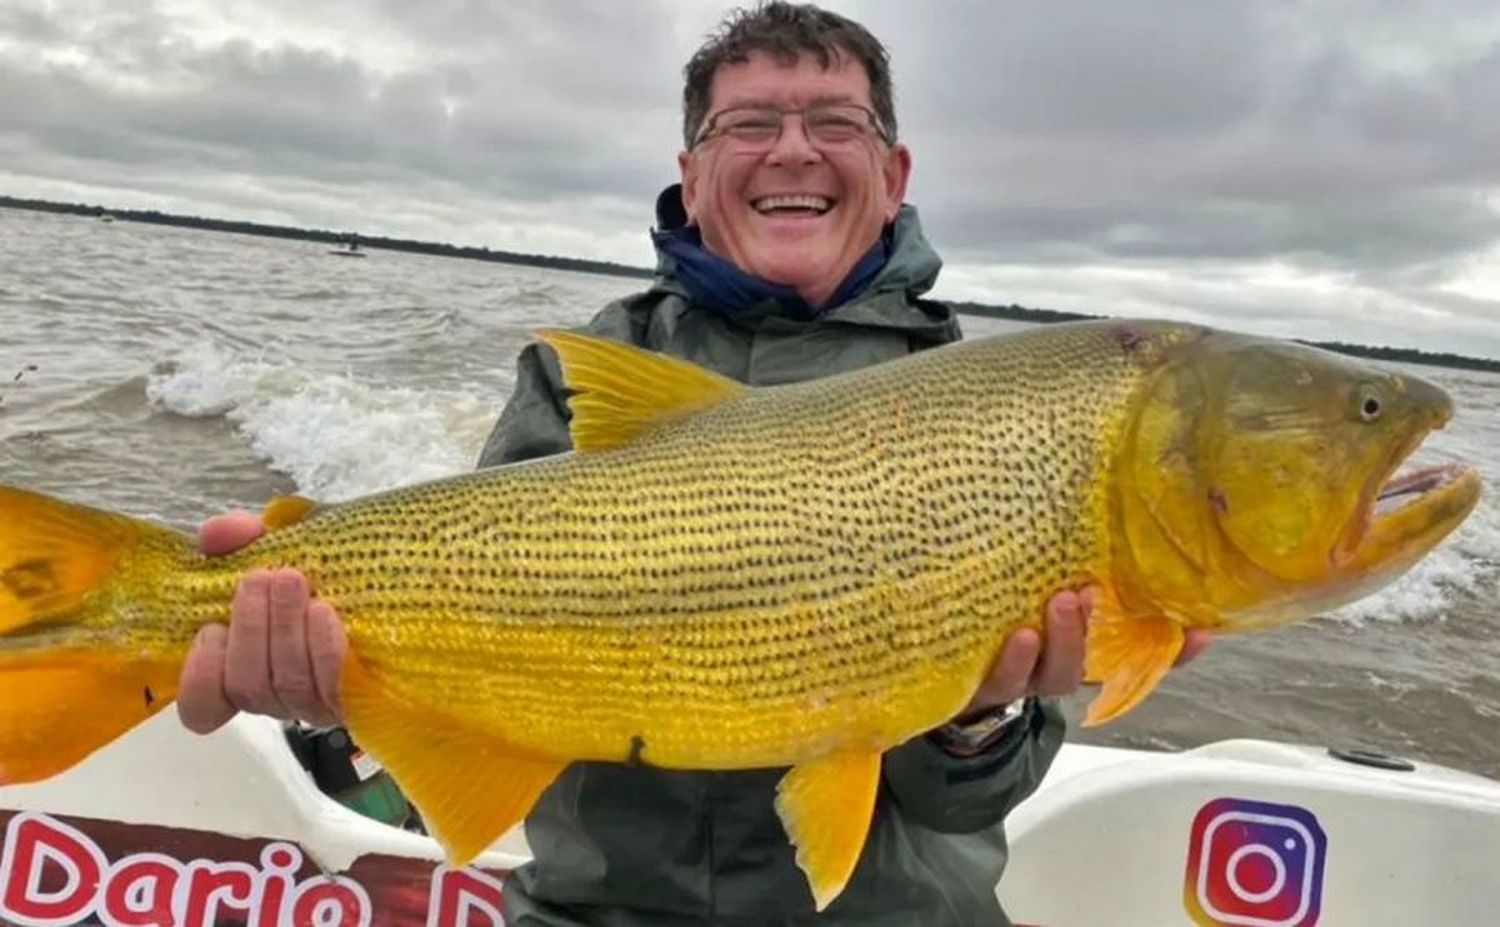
[959,587,1212,716]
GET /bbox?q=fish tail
[0,485,188,784]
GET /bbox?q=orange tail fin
[0,485,189,784]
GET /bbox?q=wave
[146,342,498,502]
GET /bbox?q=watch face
[942,698,1028,750]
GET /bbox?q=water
[3,208,1498,778]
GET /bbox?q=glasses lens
[714,108,782,145]
[698,104,885,149]
[805,105,877,144]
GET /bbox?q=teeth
[753,195,831,213]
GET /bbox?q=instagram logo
[1184,797,1327,927]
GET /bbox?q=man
[179,4,1208,924]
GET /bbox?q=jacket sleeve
[477,341,572,467]
[881,697,1066,833]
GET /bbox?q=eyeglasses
[690,103,894,151]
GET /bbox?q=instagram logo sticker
[1185,797,1328,927]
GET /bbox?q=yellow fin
[341,658,568,864]
[0,654,177,785]
[534,329,744,452]
[1082,600,1184,727]
[263,494,319,531]
[775,750,882,912]
[0,485,159,634]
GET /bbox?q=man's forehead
[707,48,872,108]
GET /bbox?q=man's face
[678,50,911,307]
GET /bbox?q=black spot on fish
[1208,488,1229,516]
[627,735,647,766]
[1115,326,1147,352]
[143,686,156,707]
[1,559,58,600]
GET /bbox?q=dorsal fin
[262,494,319,531]
[534,329,745,453]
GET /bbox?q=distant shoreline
[6,194,1497,374]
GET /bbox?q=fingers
[199,510,265,556]
[223,570,293,719]
[268,571,318,717]
[180,566,347,734]
[1176,628,1212,666]
[1030,589,1089,697]
[177,625,236,734]
[962,628,1040,714]
[304,601,348,726]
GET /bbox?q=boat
[1,714,1494,925]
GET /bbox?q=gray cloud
[2,0,1498,357]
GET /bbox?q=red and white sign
[0,810,511,927]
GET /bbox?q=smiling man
[180,4,1207,925]
[676,46,911,308]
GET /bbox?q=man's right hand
[177,510,348,734]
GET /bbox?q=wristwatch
[933,697,1030,757]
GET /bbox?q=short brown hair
[682,2,897,148]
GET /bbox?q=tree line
[0,195,654,280]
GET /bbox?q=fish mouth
[1344,446,1481,573]
[1372,462,1474,517]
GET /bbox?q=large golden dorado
[0,320,1481,909]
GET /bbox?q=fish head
[1120,330,1480,628]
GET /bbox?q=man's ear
[883,143,912,222]
[678,150,698,221]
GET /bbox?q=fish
[0,320,1480,910]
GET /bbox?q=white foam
[146,341,497,501]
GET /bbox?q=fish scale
[119,323,1140,769]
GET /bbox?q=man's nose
[764,114,822,165]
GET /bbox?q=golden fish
[0,320,1480,909]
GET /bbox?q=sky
[3,0,1499,358]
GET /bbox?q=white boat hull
[1,713,1496,925]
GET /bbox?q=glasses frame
[690,102,895,151]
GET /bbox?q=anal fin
[775,750,882,912]
[1082,600,1184,727]
[341,658,567,864]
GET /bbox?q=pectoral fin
[774,750,882,912]
[341,658,567,864]
[1082,607,1184,727]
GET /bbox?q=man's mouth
[752,194,833,216]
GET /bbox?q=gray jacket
[480,205,1065,926]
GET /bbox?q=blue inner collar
[651,225,889,322]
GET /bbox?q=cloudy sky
[4,0,1499,358]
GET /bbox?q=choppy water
[3,208,1498,778]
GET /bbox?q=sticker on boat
[0,810,510,927]
[1185,797,1327,927]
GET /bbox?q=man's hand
[959,587,1212,717]
[177,510,348,734]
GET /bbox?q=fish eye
[1359,389,1384,422]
